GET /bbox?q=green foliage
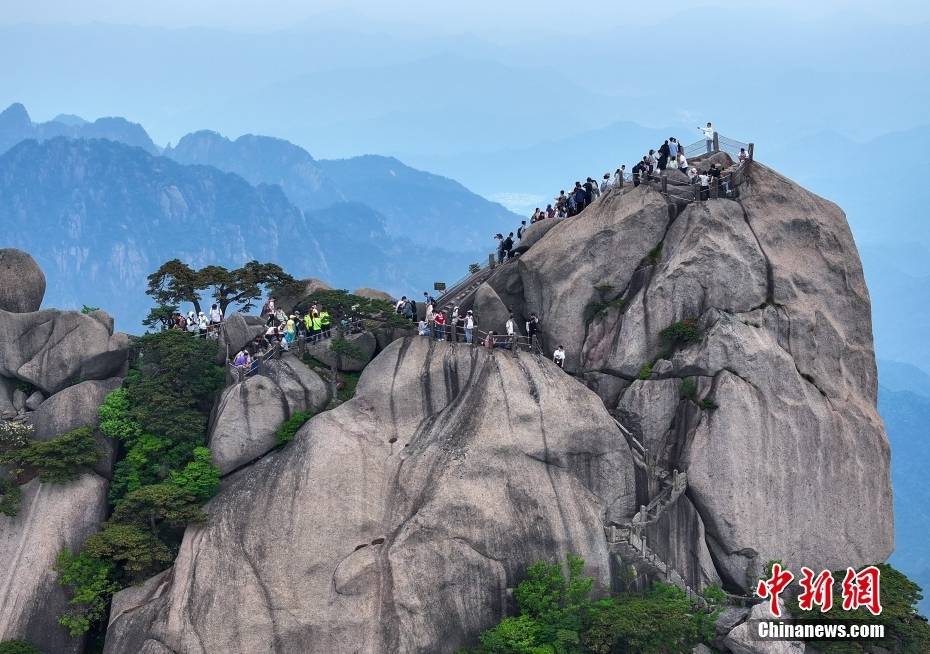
[700,398,719,411]
[467,556,716,654]
[110,483,206,535]
[789,563,930,653]
[0,641,44,654]
[82,524,174,580]
[659,319,701,351]
[169,447,220,501]
[469,263,482,274]
[291,288,395,322]
[276,411,314,445]
[146,258,295,319]
[701,583,727,605]
[55,551,118,637]
[123,331,223,444]
[638,362,653,380]
[80,305,100,314]
[0,427,99,483]
[97,389,143,442]
[57,330,224,637]
[142,303,178,330]
[330,336,366,363]
[338,372,361,402]
[587,298,625,322]
[0,477,22,517]
[679,378,698,401]
[13,380,37,395]
[583,583,714,654]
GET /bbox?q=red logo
[756,565,882,616]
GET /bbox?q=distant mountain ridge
[0,102,158,156]
[0,103,518,329]
[166,128,517,251]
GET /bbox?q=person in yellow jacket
[319,307,331,339]
[305,303,319,342]
[311,311,323,342]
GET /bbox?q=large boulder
[0,474,109,654]
[29,377,123,478]
[460,162,893,593]
[305,330,377,372]
[209,354,330,475]
[723,599,805,654]
[0,308,128,395]
[276,278,332,312]
[216,313,267,364]
[0,249,45,313]
[103,337,638,653]
[352,287,394,302]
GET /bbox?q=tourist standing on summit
[701,122,715,153]
[658,140,670,171]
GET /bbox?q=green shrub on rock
[0,427,99,483]
[0,640,45,654]
[0,477,21,517]
[276,411,314,445]
[55,551,118,637]
[463,554,716,654]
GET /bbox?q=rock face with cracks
[0,308,128,395]
[0,475,109,654]
[467,162,892,590]
[103,337,637,653]
[209,353,331,475]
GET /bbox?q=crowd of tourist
[222,122,748,381]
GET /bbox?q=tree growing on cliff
[144,259,294,325]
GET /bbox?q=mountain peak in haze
[0,102,159,156]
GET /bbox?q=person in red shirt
[433,311,447,341]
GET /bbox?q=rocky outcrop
[722,599,805,654]
[305,330,378,372]
[209,354,330,474]
[29,377,123,477]
[464,162,893,592]
[0,474,109,654]
[353,287,394,302]
[104,337,637,653]
[276,278,332,312]
[0,308,128,395]
[0,249,45,313]
[216,313,267,364]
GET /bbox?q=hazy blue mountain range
[166,129,516,251]
[878,371,930,616]
[0,102,158,156]
[0,136,484,328]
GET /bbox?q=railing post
[618,174,624,189]
[712,132,719,153]
[711,178,719,200]
[661,175,667,194]
[747,143,754,161]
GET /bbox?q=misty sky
[2,0,930,212]
[5,0,930,31]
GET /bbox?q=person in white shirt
[698,173,710,200]
[614,166,625,187]
[464,310,475,344]
[677,151,688,173]
[209,304,223,324]
[505,313,517,349]
[553,345,566,368]
[600,173,612,194]
[395,296,407,313]
[700,122,714,153]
